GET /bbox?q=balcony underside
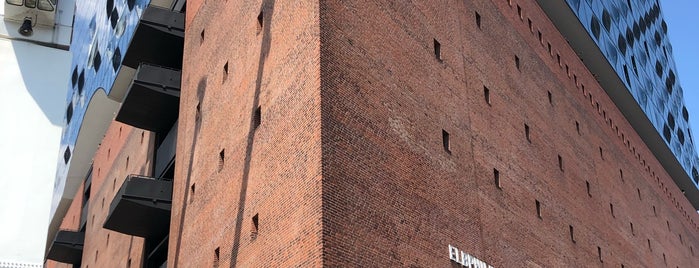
[103,175,172,238]
[46,230,84,265]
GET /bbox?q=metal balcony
[103,175,172,238]
[46,230,84,265]
[122,5,184,69]
[115,63,180,133]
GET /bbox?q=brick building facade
[46,0,698,267]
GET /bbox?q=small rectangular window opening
[528,19,533,32]
[653,205,657,216]
[537,31,542,43]
[251,213,259,238]
[517,5,522,20]
[630,222,635,236]
[663,253,666,264]
[575,121,580,134]
[647,239,652,251]
[547,91,552,105]
[253,106,262,130]
[547,43,552,54]
[599,147,604,160]
[189,184,196,203]
[200,29,205,44]
[442,129,451,154]
[586,181,591,197]
[569,225,575,243]
[475,12,481,29]
[557,54,561,65]
[535,200,542,218]
[524,124,531,142]
[219,149,225,172]
[558,155,563,171]
[257,11,264,34]
[483,86,491,105]
[637,188,641,200]
[619,169,624,182]
[515,55,520,70]
[434,39,442,61]
[598,246,603,263]
[565,64,570,76]
[223,62,229,82]
[494,168,501,189]
[214,247,220,268]
[610,203,615,218]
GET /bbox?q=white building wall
[0,1,73,266]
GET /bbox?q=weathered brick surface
[49,121,155,268]
[169,0,322,267]
[319,0,698,267]
[46,183,83,268]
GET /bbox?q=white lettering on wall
[448,245,494,268]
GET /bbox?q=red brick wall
[170,0,323,267]
[46,184,83,268]
[47,121,155,268]
[319,0,698,267]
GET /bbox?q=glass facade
[565,0,699,187]
[53,0,151,210]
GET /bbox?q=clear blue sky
[661,0,699,151]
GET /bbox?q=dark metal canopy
[115,63,181,133]
[103,175,172,238]
[46,230,84,265]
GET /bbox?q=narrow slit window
[524,124,531,142]
[663,253,666,265]
[200,29,205,44]
[547,42,551,54]
[575,121,580,134]
[557,54,561,65]
[537,31,542,43]
[647,239,652,251]
[219,149,225,171]
[599,147,604,160]
[483,86,491,105]
[257,11,264,33]
[610,203,615,218]
[433,39,441,61]
[253,106,262,130]
[558,155,563,171]
[475,12,481,29]
[535,200,542,218]
[515,55,520,70]
[251,213,259,238]
[619,169,624,182]
[223,62,229,82]
[214,247,220,268]
[189,183,196,203]
[630,222,635,236]
[528,19,533,32]
[547,91,552,105]
[569,225,575,243]
[637,188,642,200]
[598,246,603,263]
[442,129,451,154]
[517,5,522,20]
[586,181,591,197]
[653,205,657,216]
[494,168,501,189]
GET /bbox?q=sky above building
[661,0,699,152]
